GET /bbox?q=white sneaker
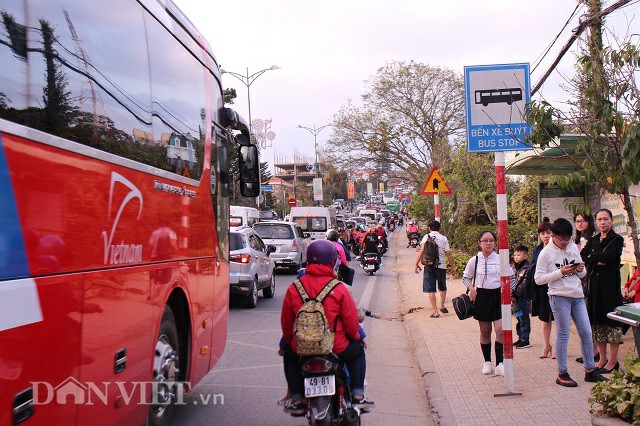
[495,363,504,376]
[482,361,494,375]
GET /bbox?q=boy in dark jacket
[512,245,532,348]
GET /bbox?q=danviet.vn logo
[31,377,224,406]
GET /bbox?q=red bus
[0,0,259,424]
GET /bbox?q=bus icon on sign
[474,88,522,106]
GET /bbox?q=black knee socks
[481,343,491,362]
[495,342,504,365]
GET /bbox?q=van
[288,206,337,240]
[359,209,378,224]
[230,206,260,228]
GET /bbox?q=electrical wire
[531,3,583,74]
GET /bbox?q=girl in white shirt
[462,230,513,376]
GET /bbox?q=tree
[223,88,237,105]
[325,61,465,187]
[509,176,539,226]
[322,167,348,204]
[446,141,497,224]
[260,161,273,209]
[527,2,640,266]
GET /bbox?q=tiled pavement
[392,234,638,425]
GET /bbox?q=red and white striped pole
[495,152,515,393]
[434,194,440,222]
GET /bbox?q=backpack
[420,234,440,267]
[364,233,378,246]
[292,278,341,356]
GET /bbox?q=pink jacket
[332,241,348,267]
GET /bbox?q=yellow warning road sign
[420,167,452,195]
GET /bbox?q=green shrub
[445,223,538,260]
[589,351,640,424]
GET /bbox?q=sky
[173,0,640,171]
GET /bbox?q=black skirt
[531,284,554,322]
[474,288,501,322]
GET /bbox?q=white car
[253,221,309,271]
[229,227,276,308]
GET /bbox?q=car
[253,221,309,271]
[229,227,276,308]
[259,210,279,221]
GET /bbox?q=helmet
[326,229,339,241]
[409,221,414,225]
[306,240,338,265]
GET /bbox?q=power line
[531,4,582,74]
[532,0,633,95]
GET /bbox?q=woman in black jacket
[580,209,624,374]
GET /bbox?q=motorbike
[300,354,365,425]
[361,253,380,275]
[408,232,420,248]
[377,241,387,256]
[387,222,395,232]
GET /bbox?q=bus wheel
[148,306,180,426]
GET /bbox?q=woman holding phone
[534,218,606,387]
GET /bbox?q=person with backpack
[414,220,457,318]
[280,240,373,415]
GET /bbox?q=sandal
[440,308,449,314]
[277,397,292,406]
[284,401,306,416]
[430,313,440,318]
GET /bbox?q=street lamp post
[221,65,280,208]
[297,124,331,206]
[297,124,331,177]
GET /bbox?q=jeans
[284,341,366,401]
[514,296,531,342]
[549,295,596,373]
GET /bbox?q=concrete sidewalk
[392,234,638,425]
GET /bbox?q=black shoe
[585,369,607,382]
[556,372,578,387]
[353,395,375,408]
[595,353,600,363]
[514,339,522,347]
[576,357,583,364]
[515,341,531,349]
[597,362,620,374]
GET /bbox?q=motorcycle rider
[361,227,382,266]
[280,240,373,415]
[375,223,388,251]
[407,220,420,248]
[327,229,355,286]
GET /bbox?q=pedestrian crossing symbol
[420,167,452,195]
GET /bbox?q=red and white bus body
[0,0,252,424]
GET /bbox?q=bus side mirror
[238,145,260,197]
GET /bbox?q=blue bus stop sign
[464,63,532,153]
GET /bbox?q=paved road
[172,231,432,425]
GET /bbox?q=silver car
[230,227,276,308]
[253,221,309,271]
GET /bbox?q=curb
[391,231,456,426]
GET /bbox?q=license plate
[304,375,335,397]
[365,264,374,271]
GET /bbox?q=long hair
[574,213,595,245]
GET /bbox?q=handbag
[453,256,478,320]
